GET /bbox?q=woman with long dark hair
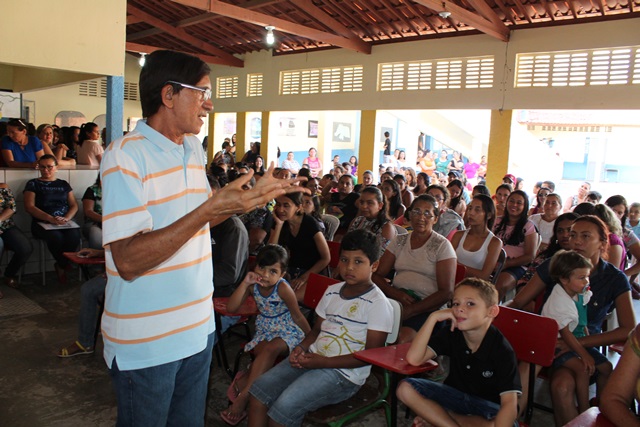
[381,179,405,221]
[269,192,330,301]
[450,194,502,281]
[492,190,539,300]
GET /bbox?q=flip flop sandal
[57,341,94,358]
[220,409,247,426]
[226,370,247,403]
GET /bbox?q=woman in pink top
[76,122,104,166]
[303,147,322,178]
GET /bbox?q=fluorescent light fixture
[265,26,275,45]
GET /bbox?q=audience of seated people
[3,124,640,427]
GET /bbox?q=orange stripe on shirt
[102,205,147,221]
[142,166,184,183]
[106,252,212,278]
[120,135,146,149]
[147,188,209,206]
[102,314,211,344]
[104,292,213,319]
[102,165,141,181]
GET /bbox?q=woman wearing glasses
[24,155,81,283]
[1,118,46,168]
[373,194,457,343]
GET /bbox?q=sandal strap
[75,341,90,352]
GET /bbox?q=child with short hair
[397,278,521,427]
[541,250,612,412]
[248,229,394,427]
[221,244,310,426]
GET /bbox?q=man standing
[100,50,304,426]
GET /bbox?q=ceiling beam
[125,42,235,66]
[127,5,244,67]
[465,0,506,25]
[294,0,364,41]
[127,15,144,25]
[411,0,510,41]
[169,0,372,54]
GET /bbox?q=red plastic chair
[492,306,558,426]
[454,264,466,285]
[304,273,340,310]
[327,241,341,269]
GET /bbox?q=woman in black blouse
[24,155,81,283]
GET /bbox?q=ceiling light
[438,1,451,18]
[265,26,275,45]
[139,53,146,67]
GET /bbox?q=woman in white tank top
[450,195,503,281]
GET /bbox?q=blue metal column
[106,76,124,146]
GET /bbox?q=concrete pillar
[358,110,377,183]
[261,111,272,166]
[235,112,247,164]
[486,109,512,192]
[105,75,124,146]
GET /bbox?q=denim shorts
[250,358,361,427]
[553,346,609,369]
[402,378,518,426]
[503,265,527,281]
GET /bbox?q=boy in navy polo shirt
[397,278,521,427]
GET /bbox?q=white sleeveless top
[455,229,494,270]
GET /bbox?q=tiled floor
[0,269,631,426]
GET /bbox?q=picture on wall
[332,122,351,143]
[308,120,318,138]
[278,118,297,137]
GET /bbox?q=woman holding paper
[24,154,81,283]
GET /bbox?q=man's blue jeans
[109,333,214,427]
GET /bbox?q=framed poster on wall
[308,120,318,138]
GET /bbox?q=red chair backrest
[455,264,466,284]
[304,273,340,309]
[327,241,341,269]
[492,306,558,366]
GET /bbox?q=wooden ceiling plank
[322,0,374,40]
[492,0,518,24]
[411,0,510,41]
[565,0,579,18]
[380,0,423,36]
[352,0,401,39]
[127,4,244,67]
[169,0,372,53]
[127,15,144,25]
[465,0,507,25]
[512,0,535,22]
[125,42,239,66]
[400,1,440,33]
[294,0,370,41]
[538,0,557,21]
[593,0,607,16]
[128,27,164,41]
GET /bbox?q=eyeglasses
[410,209,435,219]
[38,165,55,170]
[165,81,212,101]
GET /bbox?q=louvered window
[378,56,494,91]
[280,66,363,95]
[515,46,640,87]
[216,76,238,99]
[247,73,263,97]
[79,79,139,101]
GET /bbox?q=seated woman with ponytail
[76,122,104,166]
